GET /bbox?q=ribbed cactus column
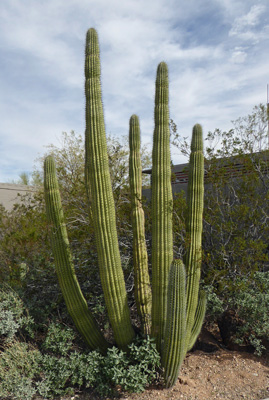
[187,290,207,351]
[44,155,109,354]
[129,114,152,334]
[151,62,173,351]
[162,260,186,388]
[162,125,205,387]
[84,28,135,349]
[184,124,204,351]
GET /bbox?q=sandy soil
[123,349,269,400]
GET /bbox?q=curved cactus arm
[84,28,135,349]
[187,290,207,352]
[44,155,109,354]
[184,124,204,352]
[151,62,173,351]
[129,114,152,334]
[162,260,186,388]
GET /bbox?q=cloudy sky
[0,0,268,182]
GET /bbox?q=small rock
[179,377,196,388]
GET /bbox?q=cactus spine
[44,155,109,353]
[151,62,173,352]
[84,28,135,349]
[129,115,152,334]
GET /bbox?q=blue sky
[0,0,269,182]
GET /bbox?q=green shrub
[203,284,224,325]
[231,271,269,355]
[0,334,160,399]
[204,272,269,355]
[39,351,103,397]
[0,340,41,400]
[95,336,160,396]
[39,354,77,396]
[42,322,76,356]
[16,256,65,326]
[0,285,34,342]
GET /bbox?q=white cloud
[230,47,247,64]
[229,4,266,41]
[0,0,269,181]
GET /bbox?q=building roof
[0,183,37,211]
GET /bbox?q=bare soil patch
[123,349,269,400]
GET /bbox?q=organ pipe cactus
[84,28,135,349]
[187,289,207,352]
[161,125,206,387]
[129,115,152,334]
[44,155,109,354]
[162,260,186,388]
[184,124,205,354]
[43,27,206,389]
[151,62,173,352]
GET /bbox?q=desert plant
[43,27,206,388]
[129,115,152,334]
[84,28,135,349]
[150,62,174,351]
[44,155,109,353]
[95,336,160,396]
[171,104,269,287]
[42,321,76,356]
[0,333,159,399]
[161,125,206,387]
[0,340,41,400]
[0,284,34,343]
[220,271,269,355]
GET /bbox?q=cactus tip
[85,28,99,56]
[156,62,169,89]
[86,27,97,37]
[130,114,139,124]
[158,61,168,70]
[191,124,203,152]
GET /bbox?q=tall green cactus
[162,260,186,388]
[43,27,206,390]
[84,28,135,349]
[187,289,207,352]
[151,62,173,352]
[129,115,152,334]
[184,124,205,353]
[161,125,205,387]
[44,155,109,354]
